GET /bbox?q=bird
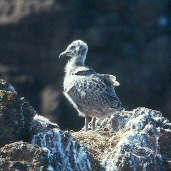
[59,40,123,131]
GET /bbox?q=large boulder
[72,108,171,171]
[31,114,93,171]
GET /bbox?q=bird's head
[59,40,88,62]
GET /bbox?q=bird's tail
[116,100,125,111]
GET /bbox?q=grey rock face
[94,107,171,171]
[31,115,92,171]
[60,40,123,130]
[31,114,59,135]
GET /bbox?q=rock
[101,108,170,171]
[0,0,56,25]
[0,80,170,170]
[0,79,93,170]
[31,115,93,171]
[31,114,59,135]
[72,107,171,171]
[0,79,35,147]
[0,141,51,171]
[0,79,17,94]
[159,126,171,166]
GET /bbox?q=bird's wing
[97,74,122,109]
[99,74,120,87]
[96,73,122,105]
[72,66,96,76]
[66,71,122,112]
[73,67,120,87]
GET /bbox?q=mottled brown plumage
[59,40,123,131]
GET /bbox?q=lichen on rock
[0,141,51,171]
[0,80,170,171]
[72,108,171,171]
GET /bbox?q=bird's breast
[63,74,84,92]
[63,74,75,93]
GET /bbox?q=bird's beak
[59,51,65,58]
[59,50,71,58]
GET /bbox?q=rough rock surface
[31,115,92,171]
[0,79,93,170]
[0,0,56,24]
[0,141,51,171]
[0,79,35,147]
[73,108,171,171]
[0,80,170,171]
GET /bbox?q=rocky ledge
[0,79,170,171]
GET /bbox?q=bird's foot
[90,117,96,131]
[81,117,96,131]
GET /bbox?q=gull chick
[59,40,123,131]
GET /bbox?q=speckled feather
[64,67,122,118]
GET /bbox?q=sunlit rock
[31,115,92,171]
[73,108,171,171]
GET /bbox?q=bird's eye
[70,46,75,50]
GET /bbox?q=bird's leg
[85,116,89,131]
[91,117,96,131]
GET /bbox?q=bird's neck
[65,55,86,73]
